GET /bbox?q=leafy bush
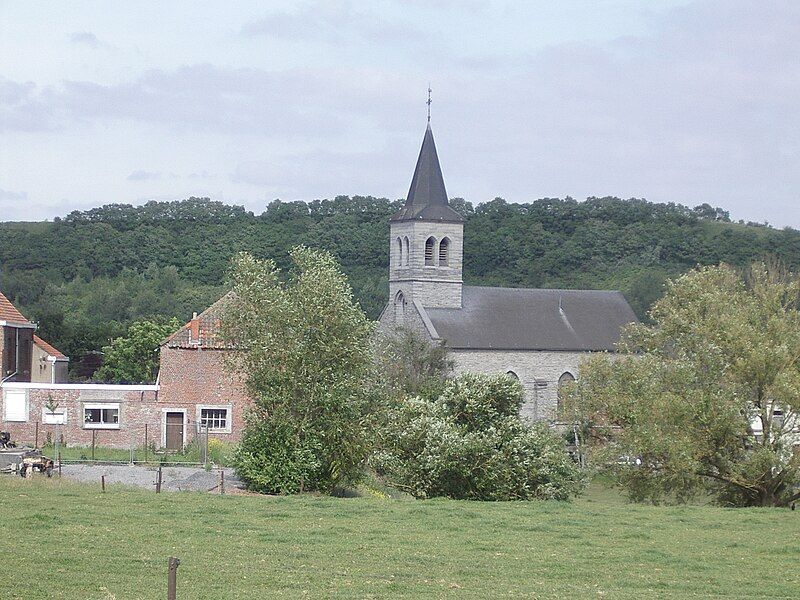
[373,373,585,501]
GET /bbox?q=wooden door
[165,412,184,451]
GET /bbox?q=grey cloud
[0,188,29,202]
[127,170,162,181]
[69,31,100,48]
[0,64,406,136]
[0,78,58,132]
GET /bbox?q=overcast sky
[1,1,798,228]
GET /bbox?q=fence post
[91,430,96,461]
[144,423,148,463]
[101,475,105,493]
[156,465,162,494]
[167,557,180,600]
[220,470,224,495]
[35,420,39,449]
[58,451,62,478]
[205,426,210,468]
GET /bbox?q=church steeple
[390,124,464,223]
[387,119,464,311]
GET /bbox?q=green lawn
[0,477,797,599]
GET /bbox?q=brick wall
[1,346,253,449]
[1,384,159,449]
[156,346,251,444]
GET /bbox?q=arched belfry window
[506,370,519,380]
[557,372,576,414]
[424,237,436,266]
[394,291,406,324]
[438,237,450,266]
[403,237,410,266]
[396,237,403,267]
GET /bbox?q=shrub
[373,373,585,501]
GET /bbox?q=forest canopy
[1,196,798,376]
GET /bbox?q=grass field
[0,476,797,599]
[40,441,235,467]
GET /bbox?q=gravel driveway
[59,464,245,493]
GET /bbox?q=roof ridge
[33,334,68,359]
[462,284,625,294]
[0,290,33,325]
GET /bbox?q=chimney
[190,312,199,343]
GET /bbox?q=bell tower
[389,123,464,311]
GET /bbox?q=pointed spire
[391,123,464,223]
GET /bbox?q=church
[378,123,638,420]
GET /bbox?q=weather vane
[427,85,432,122]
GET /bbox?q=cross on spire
[427,85,432,122]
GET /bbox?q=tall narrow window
[424,237,436,266]
[403,237,410,265]
[396,237,403,267]
[438,237,450,266]
[557,372,576,415]
[394,291,405,324]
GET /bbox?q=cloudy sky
[1,1,798,227]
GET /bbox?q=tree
[571,262,800,507]
[93,318,179,383]
[222,247,377,494]
[373,327,454,400]
[373,373,585,501]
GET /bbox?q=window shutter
[4,390,28,422]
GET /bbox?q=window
[506,370,519,380]
[424,237,436,266]
[197,405,232,434]
[403,237,410,265]
[438,237,450,266]
[3,389,28,422]
[42,406,67,425]
[394,291,406,325]
[83,403,120,429]
[557,372,576,415]
[396,237,403,267]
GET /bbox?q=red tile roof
[33,334,68,360]
[0,291,33,326]
[162,293,232,349]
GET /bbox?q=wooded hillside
[1,196,798,374]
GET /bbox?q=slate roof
[162,293,231,349]
[423,286,638,351]
[33,335,68,360]
[390,124,464,223]
[0,291,33,326]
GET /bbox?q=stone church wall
[449,349,591,420]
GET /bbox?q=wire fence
[31,415,234,468]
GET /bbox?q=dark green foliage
[1,196,798,376]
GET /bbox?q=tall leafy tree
[93,318,179,383]
[572,262,800,507]
[222,247,377,494]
